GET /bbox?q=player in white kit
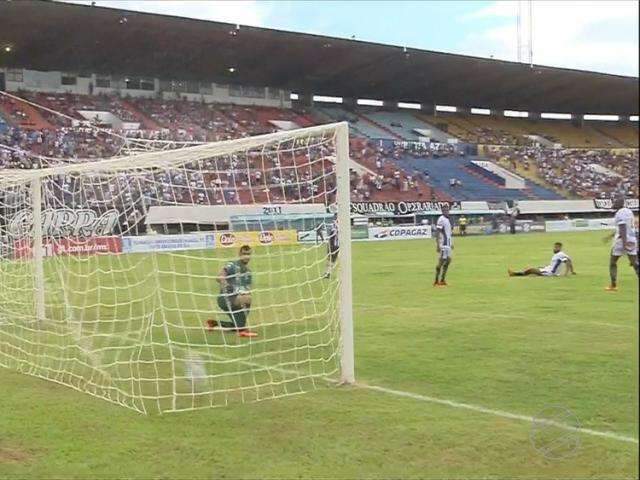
[434,204,453,286]
[605,196,638,291]
[508,242,576,277]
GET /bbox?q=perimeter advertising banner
[351,201,461,216]
[121,233,215,254]
[13,236,122,259]
[593,199,639,210]
[8,208,119,238]
[545,218,616,232]
[368,225,432,241]
[216,230,298,248]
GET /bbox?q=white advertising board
[368,225,432,241]
[121,233,215,254]
[545,218,616,232]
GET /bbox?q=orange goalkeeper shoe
[605,285,618,292]
[439,281,448,287]
[238,330,258,338]
[205,319,218,332]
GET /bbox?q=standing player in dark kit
[315,222,325,243]
[509,206,519,234]
[324,219,339,279]
[206,245,258,337]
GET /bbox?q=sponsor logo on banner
[593,198,639,210]
[215,230,298,248]
[545,219,616,232]
[8,209,119,239]
[496,220,538,234]
[219,233,236,247]
[121,233,215,254]
[13,236,122,259]
[259,231,274,245]
[368,226,432,241]
[351,201,461,216]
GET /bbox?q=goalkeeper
[206,245,258,338]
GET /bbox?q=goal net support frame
[0,122,354,413]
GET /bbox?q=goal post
[335,123,355,384]
[32,176,46,326]
[0,122,354,413]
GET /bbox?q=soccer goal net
[0,122,353,414]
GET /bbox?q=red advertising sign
[13,237,122,260]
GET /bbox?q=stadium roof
[1,0,638,115]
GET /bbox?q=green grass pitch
[0,230,638,478]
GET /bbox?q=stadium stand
[409,114,457,143]
[24,92,145,127]
[417,112,639,148]
[466,161,507,186]
[484,145,639,199]
[0,125,122,165]
[417,113,485,144]
[2,90,637,202]
[315,106,391,139]
[357,110,451,142]
[396,153,563,201]
[350,137,448,201]
[0,94,451,203]
[0,93,52,130]
[520,120,613,148]
[588,122,639,148]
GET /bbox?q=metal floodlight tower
[517,0,534,67]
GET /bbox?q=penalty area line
[358,383,639,445]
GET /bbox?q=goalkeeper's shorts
[217,294,237,312]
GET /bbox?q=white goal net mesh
[0,123,352,414]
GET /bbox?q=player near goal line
[324,218,339,279]
[206,245,258,338]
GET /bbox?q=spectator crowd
[1,92,638,210]
[486,145,639,199]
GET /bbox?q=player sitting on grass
[206,245,258,338]
[434,204,453,286]
[509,242,576,277]
[604,196,638,292]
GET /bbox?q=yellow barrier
[215,230,298,248]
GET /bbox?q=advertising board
[121,233,215,254]
[216,230,298,248]
[368,225,432,241]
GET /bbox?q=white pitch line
[119,333,638,445]
[360,383,639,445]
[355,303,638,330]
